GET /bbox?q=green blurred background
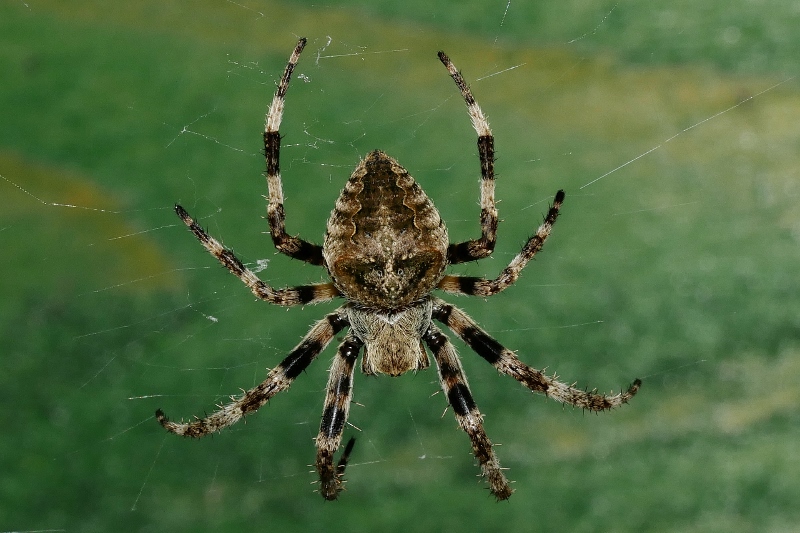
[2,1,799,531]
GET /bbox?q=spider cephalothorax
[157,38,640,501]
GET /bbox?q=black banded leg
[175,205,339,306]
[432,298,641,410]
[438,51,498,264]
[423,324,513,500]
[438,190,565,297]
[315,334,362,500]
[156,309,349,436]
[264,38,325,265]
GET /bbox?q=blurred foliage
[2,1,799,532]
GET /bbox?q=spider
[156,37,641,501]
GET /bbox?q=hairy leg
[156,309,349,436]
[438,51,498,264]
[424,323,513,500]
[314,334,362,500]
[175,204,339,306]
[263,37,325,264]
[438,190,564,297]
[432,298,641,410]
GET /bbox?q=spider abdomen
[324,150,449,309]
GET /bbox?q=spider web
[3,1,800,532]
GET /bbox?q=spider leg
[314,334,362,500]
[175,204,339,306]
[438,51,497,264]
[264,37,325,265]
[423,323,513,500]
[156,309,349,436]
[432,297,641,410]
[438,190,564,297]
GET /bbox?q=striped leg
[156,309,349,436]
[438,51,498,264]
[432,297,641,410]
[424,324,513,500]
[437,190,564,297]
[175,205,339,306]
[264,38,325,265]
[314,334,362,500]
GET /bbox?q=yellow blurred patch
[712,349,800,434]
[1,150,179,294]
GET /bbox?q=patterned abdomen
[324,150,449,309]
